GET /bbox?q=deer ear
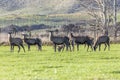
[8,31,12,34]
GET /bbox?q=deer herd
[7,29,110,53]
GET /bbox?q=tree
[8,24,18,35]
[62,24,81,35]
[79,0,116,36]
[23,25,31,37]
[0,28,1,33]
[114,0,118,39]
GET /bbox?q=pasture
[0,44,120,80]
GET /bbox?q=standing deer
[23,34,42,51]
[70,33,94,51]
[8,32,25,53]
[48,30,71,52]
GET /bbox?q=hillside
[0,0,120,28]
[0,0,82,15]
[0,0,120,15]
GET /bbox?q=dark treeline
[0,24,51,33]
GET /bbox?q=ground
[0,44,120,80]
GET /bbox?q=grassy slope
[0,11,93,27]
[0,44,120,80]
[0,12,120,28]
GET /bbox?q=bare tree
[0,28,1,33]
[78,0,116,36]
[114,0,118,39]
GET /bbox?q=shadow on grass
[32,69,44,72]
[111,49,120,51]
[111,71,120,74]
[43,66,63,68]
[100,57,119,60]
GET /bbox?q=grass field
[0,44,120,80]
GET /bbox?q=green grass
[0,44,120,80]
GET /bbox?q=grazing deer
[94,35,110,51]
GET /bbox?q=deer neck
[50,32,54,41]
[94,41,98,48]
[23,36,26,41]
[23,35,28,42]
[23,35,26,39]
[9,34,12,41]
[71,33,75,38]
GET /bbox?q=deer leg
[58,48,60,52]
[62,46,64,52]
[10,45,13,52]
[84,44,86,48]
[66,45,68,51]
[54,44,57,52]
[99,44,101,51]
[66,44,71,52]
[104,43,107,51]
[20,44,25,52]
[87,44,89,51]
[91,45,93,51]
[62,44,65,52]
[12,45,14,52]
[77,44,79,51]
[37,44,40,51]
[38,45,42,51]
[28,45,30,51]
[39,44,42,51]
[71,41,74,51]
[69,45,72,52]
[107,42,110,51]
[38,43,42,51]
[18,45,20,53]
[39,45,42,51]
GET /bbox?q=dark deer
[8,32,25,53]
[23,34,42,51]
[48,30,71,52]
[94,35,110,51]
[70,33,94,51]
